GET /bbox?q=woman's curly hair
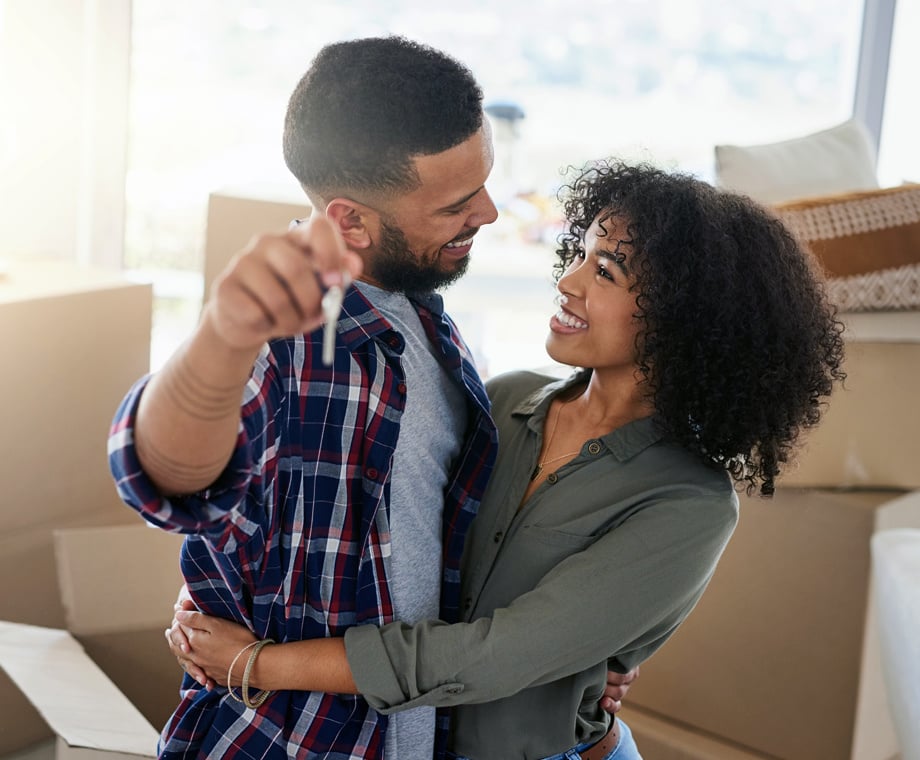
[555,159,846,495]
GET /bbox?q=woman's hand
[166,610,259,689]
[601,666,639,713]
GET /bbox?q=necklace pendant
[530,464,542,481]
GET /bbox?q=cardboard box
[0,524,186,758]
[619,706,770,759]
[781,311,920,489]
[0,261,153,537]
[626,488,920,760]
[203,188,310,304]
[0,262,155,756]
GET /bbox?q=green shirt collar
[512,370,664,463]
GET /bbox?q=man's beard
[367,219,470,294]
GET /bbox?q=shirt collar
[512,369,664,462]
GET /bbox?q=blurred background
[1,0,917,375]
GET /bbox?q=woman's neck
[565,370,654,437]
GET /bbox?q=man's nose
[468,188,499,227]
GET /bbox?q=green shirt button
[546,473,559,484]
[588,441,602,455]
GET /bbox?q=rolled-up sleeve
[107,345,281,549]
[344,488,738,712]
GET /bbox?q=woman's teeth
[555,309,587,329]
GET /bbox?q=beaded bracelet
[241,638,275,709]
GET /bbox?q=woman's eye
[597,264,615,281]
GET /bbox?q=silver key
[320,282,346,366]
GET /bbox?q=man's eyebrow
[437,186,483,212]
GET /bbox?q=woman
[169,160,845,760]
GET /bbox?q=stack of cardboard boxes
[0,193,312,759]
[618,317,920,757]
[0,261,185,758]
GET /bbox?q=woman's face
[546,212,643,379]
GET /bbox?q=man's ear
[325,199,376,249]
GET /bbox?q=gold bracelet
[227,640,260,704]
[241,638,275,709]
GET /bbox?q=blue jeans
[543,719,642,760]
[450,719,642,760]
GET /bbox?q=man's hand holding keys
[205,215,363,354]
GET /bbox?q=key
[320,279,347,366]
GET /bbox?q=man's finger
[288,215,362,287]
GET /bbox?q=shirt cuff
[344,624,465,713]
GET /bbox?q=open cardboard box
[0,524,185,759]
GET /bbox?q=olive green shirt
[345,370,739,760]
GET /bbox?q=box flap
[54,525,185,635]
[0,622,158,756]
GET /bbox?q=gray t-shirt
[356,282,467,760]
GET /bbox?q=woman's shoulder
[485,369,564,410]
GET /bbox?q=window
[127,0,865,373]
[877,0,920,187]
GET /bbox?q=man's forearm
[135,311,262,495]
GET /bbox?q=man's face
[363,122,498,293]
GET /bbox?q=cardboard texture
[203,189,310,304]
[626,487,920,760]
[781,310,920,489]
[619,706,769,759]
[0,261,152,536]
[0,262,153,757]
[0,623,158,757]
[0,525,186,759]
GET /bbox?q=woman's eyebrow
[597,248,630,276]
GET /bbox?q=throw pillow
[715,119,879,205]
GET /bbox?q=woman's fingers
[174,609,208,631]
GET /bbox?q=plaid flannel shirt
[108,286,497,760]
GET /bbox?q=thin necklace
[530,396,582,481]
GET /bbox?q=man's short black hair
[284,36,484,201]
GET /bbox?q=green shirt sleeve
[344,486,737,713]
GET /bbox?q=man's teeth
[555,309,587,329]
[445,236,474,249]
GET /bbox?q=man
[111,36,631,760]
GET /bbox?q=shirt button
[366,468,379,480]
[388,336,401,349]
[446,685,464,694]
[588,440,602,455]
[397,382,407,394]
[493,531,503,543]
[546,473,559,484]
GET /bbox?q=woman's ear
[324,199,375,249]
